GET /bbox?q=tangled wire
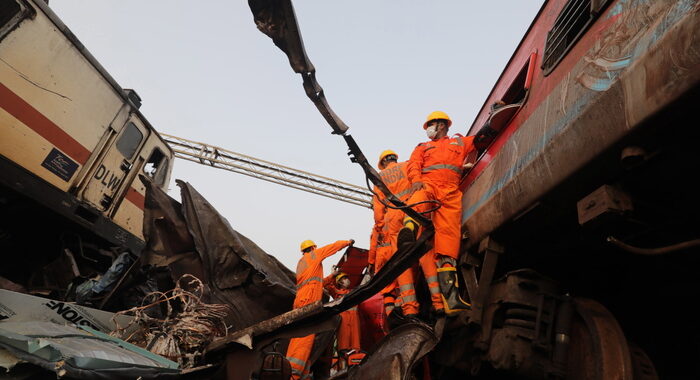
[111,274,231,368]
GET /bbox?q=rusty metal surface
[576,184,633,225]
[462,0,700,248]
[141,179,296,331]
[335,322,439,380]
[565,298,634,380]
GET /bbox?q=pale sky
[50,1,544,271]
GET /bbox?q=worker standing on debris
[323,271,361,354]
[399,111,475,316]
[368,150,420,320]
[287,239,354,380]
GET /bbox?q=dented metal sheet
[141,179,296,331]
[0,321,180,379]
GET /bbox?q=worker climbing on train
[323,270,362,367]
[399,111,476,316]
[286,239,354,380]
[368,150,420,321]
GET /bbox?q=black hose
[606,236,700,255]
[364,176,442,214]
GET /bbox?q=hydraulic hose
[607,236,700,255]
[247,0,430,225]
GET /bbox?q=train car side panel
[0,4,126,191]
[461,0,700,247]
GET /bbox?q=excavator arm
[246,0,436,316]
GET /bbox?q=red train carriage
[454,0,700,378]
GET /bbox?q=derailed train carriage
[0,0,174,293]
[246,0,700,379]
[444,0,700,378]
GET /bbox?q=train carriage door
[81,119,148,212]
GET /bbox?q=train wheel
[628,343,659,380]
[565,298,634,380]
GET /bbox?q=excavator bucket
[247,0,314,74]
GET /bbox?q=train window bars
[116,122,144,160]
[0,0,32,42]
[541,0,611,76]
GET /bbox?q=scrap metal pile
[112,274,231,368]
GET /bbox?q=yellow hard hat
[378,150,398,169]
[300,240,316,252]
[336,272,348,283]
[423,111,452,129]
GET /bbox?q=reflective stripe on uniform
[450,138,464,146]
[287,356,307,368]
[399,283,415,292]
[394,187,414,199]
[296,276,322,289]
[377,242,391,248]
[422,164,462,174]
[401,294,418,303]
[425,274,440,295]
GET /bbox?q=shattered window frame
[143,148,168,185]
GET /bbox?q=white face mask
[426,125,438,139]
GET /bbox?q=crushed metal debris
[111,274,230,368]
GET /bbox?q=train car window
[502,53,536,105]
[116,122,144,159]
[144,149,168,185]
[541,0,612,75]
[0,0,32,42]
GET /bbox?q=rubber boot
[437,266,471,315]
[397,217,419,249]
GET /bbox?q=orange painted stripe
[0,82,91,164]
[125,187,145,211]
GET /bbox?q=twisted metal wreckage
[139,175,439,380]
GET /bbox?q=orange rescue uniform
[369,161,419,316]
[323,275,361,352]
[406,134,477,310]
[286,240,352,380]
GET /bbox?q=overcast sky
[50,1,544,271]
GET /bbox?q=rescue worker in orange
[323,271,361,355]
[286,239,354,380]
[399,111,475,316]
[368,150,420,320]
